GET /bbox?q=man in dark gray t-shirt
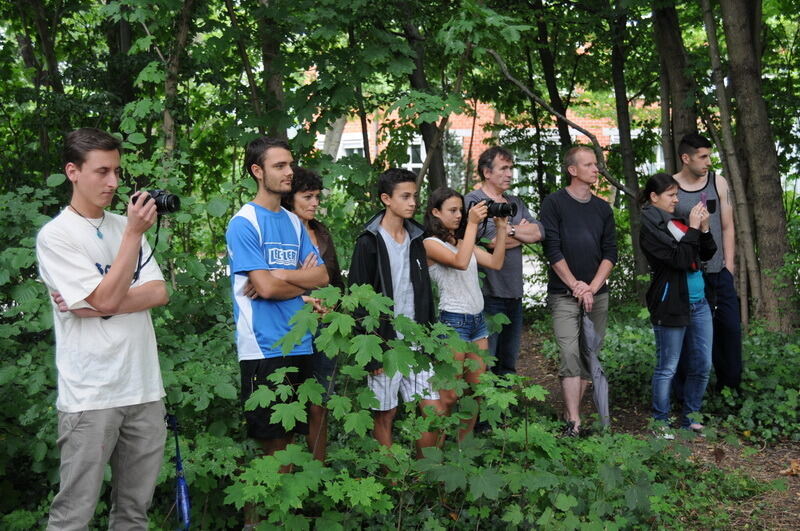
[465,146,544,376]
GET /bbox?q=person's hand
[51,291,69,312]
[300,253,318,270]
[467,201,488,225]
[688,201,709,230]
[127,191,158,234]
[495,216,508,230]
[243,280,258,299]
[302,295,326,314]
[580,290,595,312]
[571,280,592,299]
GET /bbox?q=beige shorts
[548,292,609,379]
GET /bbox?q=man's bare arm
[53,281,168,317]
[84,193,158,314]
[247,269,306,299]
[717,175,736,274]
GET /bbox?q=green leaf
[270,401,307,431]
[349,334,383,367]
[382,342,416,377]
[343,410,372,436]
[46,173,66,187]
[502,504,524,526]
[127,132,146,145]
[469,469,504,500]
[244,386,276,411]
[297,379,324,406]
[215,382,237,400]
[326,312,355,337]
[206,196,230,217]
[554,493,579,512]
[32,440,47,462]
[327,395,352,418]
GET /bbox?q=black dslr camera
[468,199,518,218]
[132,189,181,214]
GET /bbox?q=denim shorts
[440,310,489,342]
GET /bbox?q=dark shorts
[240,355,314,441]
[312,344,337,401]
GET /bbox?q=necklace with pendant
[70,205,106,239]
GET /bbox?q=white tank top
[426,237,484,315]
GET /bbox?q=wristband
[509,225,516,237]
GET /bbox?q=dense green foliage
[2,0,800,528]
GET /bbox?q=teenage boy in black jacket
[349,168,443,456]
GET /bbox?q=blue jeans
[440,310,489,342]
[652,299,712,427]
[483,296,523,376]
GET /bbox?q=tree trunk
[401,14,446,191]
[163,0,196,156]
[322,116,347,158]
[258,1,287,141]
[104,14,136,129]
[658,65,676,174]
[652,2,697,162]
[21,0,63,94]
[610,0,648,302]
[532,0,572,152]
[700,0,762,323]
[225,0,264,132]
[720,0,796,331]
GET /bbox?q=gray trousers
[47,400,167,531]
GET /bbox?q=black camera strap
[132,215,162,284]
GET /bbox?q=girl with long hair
[423,187,508,438]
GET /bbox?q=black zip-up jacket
[640,205,717,327]
[348,211,434,371]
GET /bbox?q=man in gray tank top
[673,133,742,392]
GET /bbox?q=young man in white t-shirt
[36,128,169,529]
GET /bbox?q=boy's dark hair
[377,168,416,200]
[244,136,291,180]
[63,128,121,168]
[424,187,464,245]
[677,133,712,159]
[477,146,513,180]
[639,172,679,207]
[281,166,324,211]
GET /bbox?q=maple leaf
[349,334,383,366]
[469,468,504,500]
[270,402,307,431]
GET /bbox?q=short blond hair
[563,145,595,178]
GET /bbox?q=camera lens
[156,193,180,214]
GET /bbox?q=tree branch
[486,48,633,197]
[415,44,473,189]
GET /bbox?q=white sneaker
[654,427,675,440]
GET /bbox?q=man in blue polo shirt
[226,136,328,460]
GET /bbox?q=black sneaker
[560,421,579,438]
[474,420,491,434]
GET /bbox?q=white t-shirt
[36,208,165,413]
[378,226,414,339]
[426,237,484,315]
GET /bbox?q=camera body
[131,189,180,214]
[469,199,517,218]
